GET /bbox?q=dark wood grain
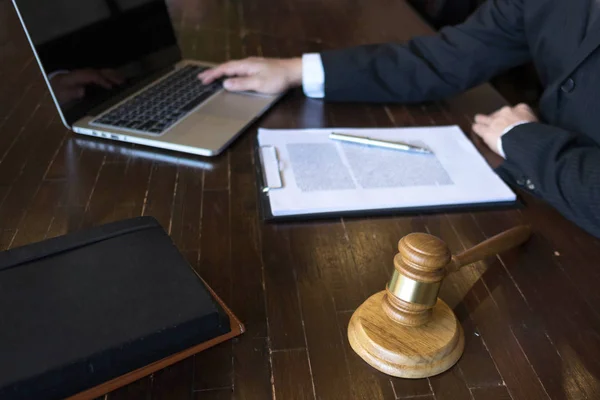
[2,0,600,399]
[111,156,154,221]
[0,229,16,251]
[151,358,195,400]
[428,368,472,400]
[471,385,513,400]
[230,337,271,400]
[271,349,315,400]
[169,163,205,250]
[9,180,65,248]
[288,225,356,400]
[141,162,178,230]
[228,136,272,399]
[193,388,232,400]
[107,377,153,400]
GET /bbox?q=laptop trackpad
[199,90,275,120]
[168,91,276,152]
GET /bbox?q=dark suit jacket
[319,0,600,238]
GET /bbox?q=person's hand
[198,57,302,94]
[50,68,124,104]
[472,103,538,155]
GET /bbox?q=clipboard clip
[258,145,284,193]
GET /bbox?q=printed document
[258,126,516,217]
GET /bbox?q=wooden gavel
[348,225,532,379]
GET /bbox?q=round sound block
[348,291,464,378]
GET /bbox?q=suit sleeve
[501,123,600,238]
[320,0,530,103]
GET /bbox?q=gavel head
[383,233,451,326]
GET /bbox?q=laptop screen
[13,0,181,126]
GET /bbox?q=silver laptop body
[12,0,278,156]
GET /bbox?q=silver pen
[329,132,433,154]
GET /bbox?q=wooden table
[2,0,600,399]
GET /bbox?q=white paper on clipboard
[257,126,516,217]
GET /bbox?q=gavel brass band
[387,270,441,307]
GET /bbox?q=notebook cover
[67,278,244,400]
[0,217,243,400]
[254,138,521,222]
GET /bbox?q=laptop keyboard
[91,65,221,135]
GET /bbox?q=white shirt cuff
[302,53,325,98]
[497,121,530,159]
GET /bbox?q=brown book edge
[66,275,244,400]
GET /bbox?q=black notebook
[0,217,239,400]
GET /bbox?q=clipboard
[254,137,521,222]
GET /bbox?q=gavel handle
[447,225,532,273]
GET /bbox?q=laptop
[11,0,279,156]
